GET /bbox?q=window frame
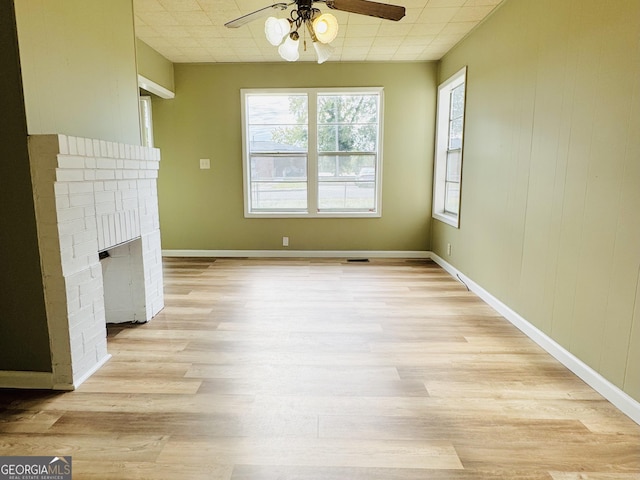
[241,87,384,218]
[432,66,467,228]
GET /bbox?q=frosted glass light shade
[278,35,300,61]
[265,17,291,46]
[312,13,338,44]
[313,41,333,64]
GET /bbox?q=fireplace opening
[100,238,147,324]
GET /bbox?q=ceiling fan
[225,0,406,63]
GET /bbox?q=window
[242,88,383,217]
[139,95,154,147]
[433,67,466,228]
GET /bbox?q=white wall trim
[430,252,640,426]
[162,250,431,259]
[137,74,175,99]
[65,354,112,391]
[0,371,53,389]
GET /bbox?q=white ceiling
[133,0,503,63]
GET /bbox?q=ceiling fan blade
[225,3,290,28]
[325,0,405,21]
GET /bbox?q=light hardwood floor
[1,257,639,479]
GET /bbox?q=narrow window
[433,67,466,227]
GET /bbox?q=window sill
[432,211,459,228]
[245,211,382,219]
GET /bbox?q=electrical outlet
[199,158,211,169]
[447,243,452,256]
[282,236,289,247]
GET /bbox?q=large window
[433,67,466,228]
[242,88,383,217]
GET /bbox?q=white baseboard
[0,370,53,389]
[162,249,431,259]
[430,252,640,426]
[64,354,112,391]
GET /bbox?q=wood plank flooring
[1,257,639,479]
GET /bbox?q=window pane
[450,84,465,120]
[318,182,376,210]
[318,154,375,178]
[317,154,376,211]
[445,150,461,182]
[444,182,460,215]
[250,182,308,210]
[249,125,308,152]
[317,124,377,152]
[248,95,308,152]
[317,94,378,124]
[448,117,463,150]
[247,95,307,124]
[251,156,307,181]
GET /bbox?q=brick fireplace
[27,134,164,389]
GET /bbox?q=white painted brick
[76,138,85,156]
[95,170,115,180]
[57,206,86,222]
[83,219,97,238]
[93,139,100,157]
[93,182,104,192]
[106,142,114,158]
[58,154,84,168]
[66,293,81,315]
[68,182,94,194]
[73,229,95,246]
[108,216,116,246]
[68,136,78,155]
[96,202,116,216]
[54,182,69,195]
[115,170,123,179]
[84,138,94,157]
[85,157,96,168]
[58,135,69,155]
[100,140,108,157]
[62,255,91,277]
[118,143,126,158]
[69,193,94,207]
[59,233,73,252]
[97,158,116,169]
[58,218,84,237]
[56,169,84,182]
[84,170,96,180]
[56,195,70,209]
[95,191,115,204]
[84,205,96,218]
[124,160,140,170]
[104,181,118,191]
[74,240,98,259]
[123,170,139,179]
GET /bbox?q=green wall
[136,38,175,93]
[154,62,436,251]
[0,0,144,375]
[433,0,640,400]
[0,0,52,372]
[14,0,141,145]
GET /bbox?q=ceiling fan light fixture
[313,40,334,64]
[278,32,300,61]
[265,16,291,46]
[312,13,339,44]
